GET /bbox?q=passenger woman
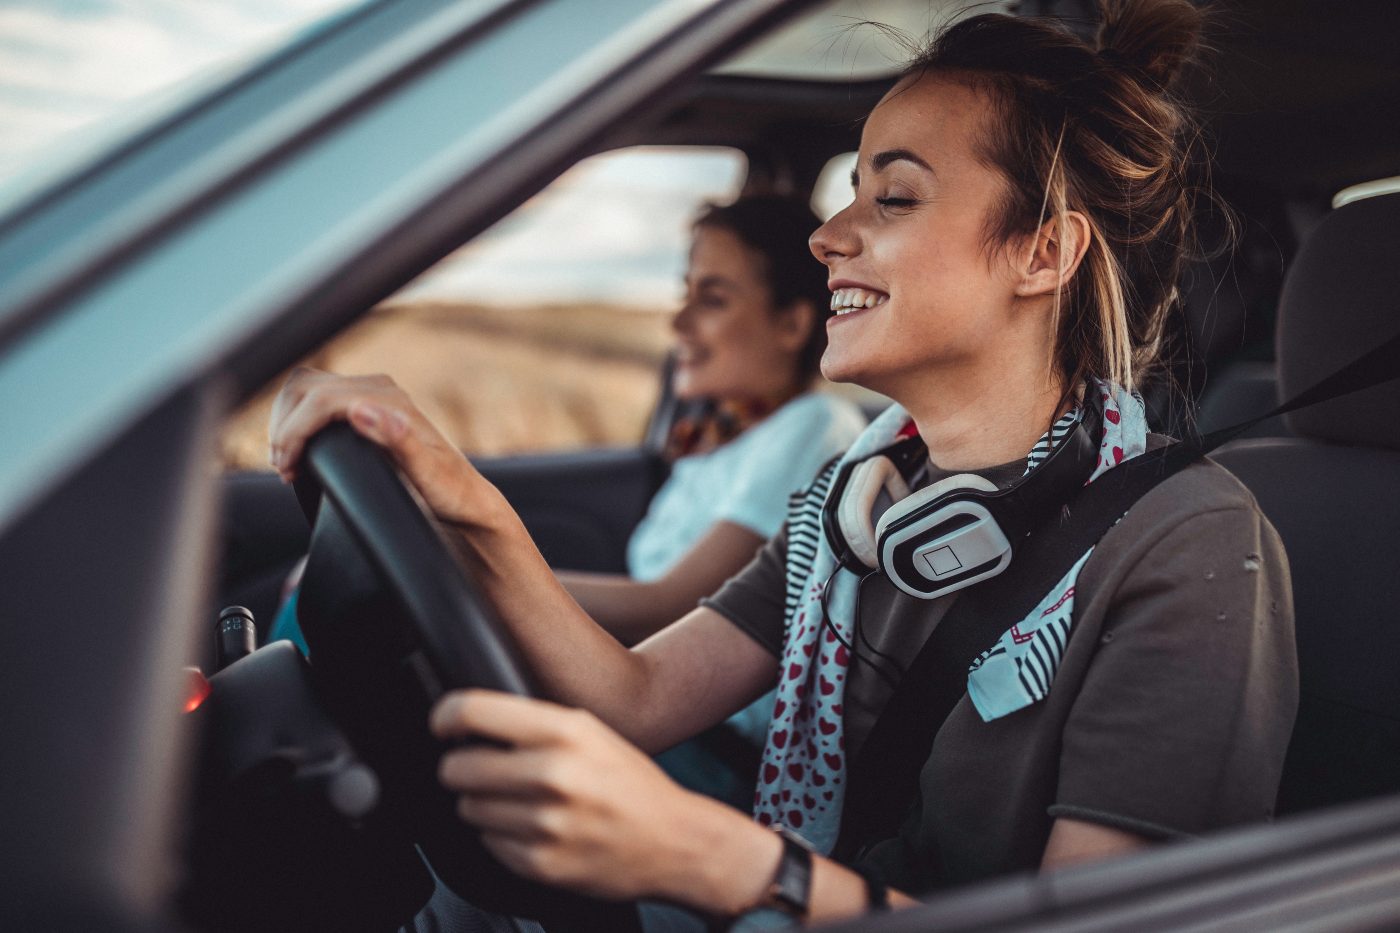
[269,0,1298,925]
[558,195,865,808]
[556,196,865,650]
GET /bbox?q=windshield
[0,0,358,193]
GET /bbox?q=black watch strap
[850,862,889,911]
[763,826,813,918]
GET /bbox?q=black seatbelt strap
[1191,329,1400,449]
[836,328,1400,859]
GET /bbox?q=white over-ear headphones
[823,398,1101,600]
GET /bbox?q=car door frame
[0,0,812,925]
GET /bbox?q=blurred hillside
[221,301,673,470]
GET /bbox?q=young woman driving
[269,1,1298,926]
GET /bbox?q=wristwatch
[760,825,814,918]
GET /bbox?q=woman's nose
[809,207,857,265]
[672,301,694,333]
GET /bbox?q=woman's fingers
[431,689,590,748]
[267,370,463,503]
[269,368,378,478]
[429,688,708,902]
[454,795,562,839]
[438,744,565,798]
[269,380,358,478]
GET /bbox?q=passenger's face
[671,225,803,401]
[809,75,1026,400]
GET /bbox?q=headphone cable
[852,569,907,679]
[817,561,902,691]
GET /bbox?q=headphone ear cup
[837,455,912,568]
[874,472,998,543]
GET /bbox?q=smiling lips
[675,343,706,364]
[830,286,888,315]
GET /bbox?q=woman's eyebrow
[689,273,735,291]
[871,148,935,174]
[851,148,937,189]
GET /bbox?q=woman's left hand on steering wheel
[430,690,780,911]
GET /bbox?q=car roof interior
[647,0,1400,201]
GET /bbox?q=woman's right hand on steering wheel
[269,367,488,527]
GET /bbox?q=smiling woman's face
[670,224,806,401]
[810,75,1035,402]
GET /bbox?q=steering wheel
[293,423,641,932]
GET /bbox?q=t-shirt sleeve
[1050,505,1299,839]
[1052,501,1293,834]
[701,523,791,658]
[712,396,861,539]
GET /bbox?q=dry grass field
[220,301,674,470]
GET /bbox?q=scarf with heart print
[751,380,1149,852]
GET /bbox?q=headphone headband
[824,391,1104,599]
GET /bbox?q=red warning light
[183,667,212,713]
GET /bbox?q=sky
[0,0,868,308]
[0,0,346,176]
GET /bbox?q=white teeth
[830,287,888,314]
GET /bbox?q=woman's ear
[774,298,818,353]
[1014,211,1091,298]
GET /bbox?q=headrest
[1278,192,1400,449]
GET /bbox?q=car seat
[1196,360,1291,438]
[1155,209,1290,438]
[1212,191,1400,815]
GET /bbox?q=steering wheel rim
[291,423,642,933]
[296,422,534,697]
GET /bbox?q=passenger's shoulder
[766,391,867,439]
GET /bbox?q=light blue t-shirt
[627,392,867,582]
[627,392,867,746]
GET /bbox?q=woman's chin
[671,378,705,401]
[819,352,872,389]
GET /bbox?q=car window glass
[0,0,354,188]
[812,151,857,220]
[221,145,747,469]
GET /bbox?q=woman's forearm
[441,485,777,753]
[556,571,672,646]
[441,491,659,737]
[560,520,766,646]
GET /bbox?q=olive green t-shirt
[701,456,1298,892]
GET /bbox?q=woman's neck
[900,367,1069,471]
[712,376,808,413]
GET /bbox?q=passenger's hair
[695,195,832,382]
[904,0,1214,393]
